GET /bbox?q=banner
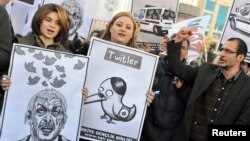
[0,44,89,140]
[218,0,250,63]
[168,15,211,63]
[80,37,158,141]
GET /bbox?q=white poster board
[131,0,179,49]
[10,0,43,36]
[80,38,158,141]
[0,44,89,140]
[16,0,35,6]
[218,0,250,62]
[168,15,211,63]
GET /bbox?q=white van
[229,2,250,33]
[134,7,175,36]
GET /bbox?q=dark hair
[227,37,248,57]
[32,3,69,48]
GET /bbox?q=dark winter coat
[17,33,66,52]
[167,41,250,141]
[141,56,191,141]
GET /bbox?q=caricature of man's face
[29,96,65,141]
[61,0,83,36]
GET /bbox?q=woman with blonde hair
[101,11,138,48]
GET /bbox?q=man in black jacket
[168,27,250,141]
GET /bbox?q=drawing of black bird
[43,56,57,66]
[33,51,45,60]
[27,76,40,85]
[85,77,136,124]
[28,48,35,53]
[55,65,65,72]
[42,68,53,80]
[15,46,25,55]
[55,52,61,59]
[25,62,36,73]
[50,77,66,88]
[73,60,85,70]
[42,81,48,87]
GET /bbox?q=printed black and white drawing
[220,0,250,62]
[85,77,136,124]
[0,44,89,140]
[60,0,84,39]
[17,0,35,6]
[132,0,179,49]
[228,1,250,34]
[18,89,70,141]
[81,38,158,141]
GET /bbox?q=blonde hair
[101,12,138,48]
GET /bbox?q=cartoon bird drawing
[33,51,45,60]
[55,65,65,72]
[15,46,25,55]
[73,60,85,70]
[55,52,61,59]
[60,72,66,78]
[25,62,36,73]
[43,56,57,66]
[42,81,48,87]
[50,77,66,88]
[85,77,136,124]
[28,48,35,53]
[27,76,40,85]
[42,68,53,80]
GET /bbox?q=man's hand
[175,27,193,43]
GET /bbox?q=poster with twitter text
[81,37,158,141]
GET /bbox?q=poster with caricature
[80,37,158,141]
[0,44,89,140]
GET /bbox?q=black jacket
[141,56,191,141]
[167,41,250,141]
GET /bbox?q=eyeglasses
[219,47,238,54]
